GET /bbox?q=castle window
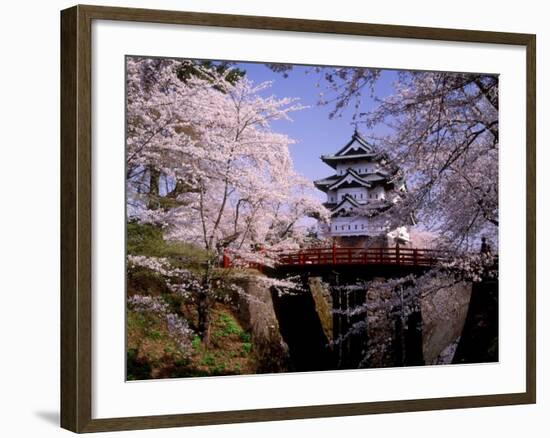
[355,225,358,230]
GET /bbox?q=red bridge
[223,246,444,270]
[278,246,443,267]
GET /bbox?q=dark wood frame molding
[61,4,536,433]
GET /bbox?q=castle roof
[330,194,361,214]
[329,194,391,215]
[334,129,375,155]
[320,130,382,169]
[328,169,372,191]
[314,167,394,193]
[313,174,339,190]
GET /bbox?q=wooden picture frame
[60,4,536,433]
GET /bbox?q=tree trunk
[148,166,161,210]
[196,260,214,341]
[197,289,210,341]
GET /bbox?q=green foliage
[162,293,185,315]
[128,311,147,330]
[127,266,170,296]
[127,310,182,359]
[148,329,162,340]
[239,332,251,343]
[127,308,194,380]
[127,221,210,267]
[217,313,242,337]
[127,221,164,255]
[175,309,255,377]
[191,335,201,351]
[241,342,252,356]
[211,364,227,375]
[201,353,216,366]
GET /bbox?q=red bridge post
[222,250,230,268]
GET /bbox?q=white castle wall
[336,161,380,175]
[328,216,387,236]
[336,187,370,202]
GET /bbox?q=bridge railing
[223,246,447,269]
[278,246,445,267]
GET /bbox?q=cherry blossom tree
[126,57,329,338]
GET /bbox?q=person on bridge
[480,236,492,255]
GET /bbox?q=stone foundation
[235,277,290,373]
[301,274,473,369]
[421,280,472,364]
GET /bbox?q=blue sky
[233,62,398,185]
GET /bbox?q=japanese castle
[314,130,408,244]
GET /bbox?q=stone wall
[234,277,290,373]
[421,280,472,365]
[302,274,473,369]
[308,277,333,343]
[364,280,399,367]
[452,279,498,364]
[252,267,475,371]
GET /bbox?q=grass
[126,265,172,297]
[241,342,252,355]
[215,313,242,337]
[127,304,256,379]
[191,335,201,351]
[126,221,261,379]
[189,307,255,377]
[127,221,210,270]
[126,310,190,380]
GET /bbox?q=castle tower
[314,130,408,247]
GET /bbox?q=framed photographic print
[60,4,536,433]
